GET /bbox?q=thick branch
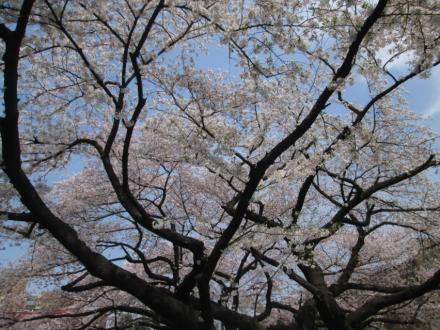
[347,269,440,326]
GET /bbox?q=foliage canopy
[1,1,440,329]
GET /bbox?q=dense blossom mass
[1,1,440,329]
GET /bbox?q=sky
[190,40,440,135]
[408,67,440,131]
[1,20,440,270]
[375,46,440,135]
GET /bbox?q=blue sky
[189,39,440,134]
[1,33,440,267]
[407,66,440,133]
[373,47,440,135]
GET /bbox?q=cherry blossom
[1,1,440,329]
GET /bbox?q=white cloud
[376,44,415,70]
[422,68,440,119]
[423,99,440,118]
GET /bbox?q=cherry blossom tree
[1,0,440,329]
